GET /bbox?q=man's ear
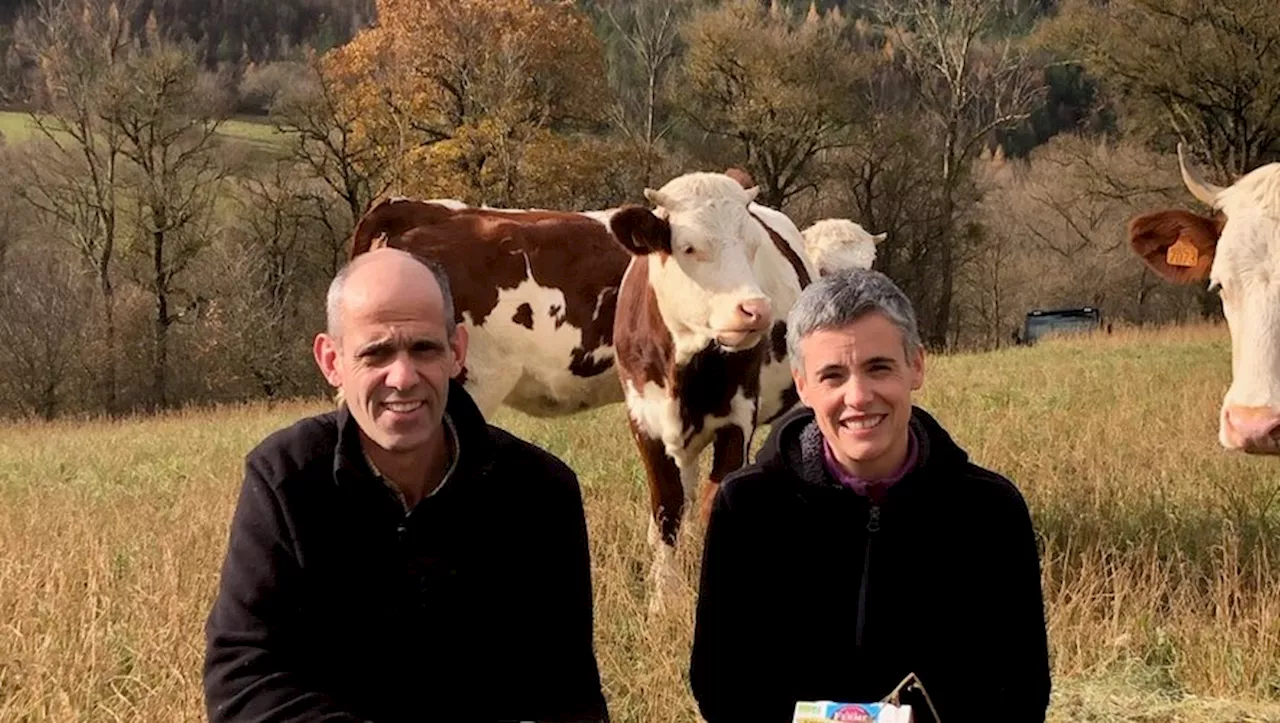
[450,325,469,379]
[610,205,673,256]
[313,333,343,388]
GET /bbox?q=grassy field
[3,323,1280,721]
[0,111,288,151]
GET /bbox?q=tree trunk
[99,267,118,415]
[152,226,168,410]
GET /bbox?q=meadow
[0,110,288,153]
[3,323,1280,722]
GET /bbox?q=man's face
[792,312,924,478]
[314,253,468,458]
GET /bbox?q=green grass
[0,110,40,143]
[0,111,291,153]
[3,323,1280,721]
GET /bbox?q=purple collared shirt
[822,426,918,502]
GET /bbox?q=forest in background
[0,0,1268,419]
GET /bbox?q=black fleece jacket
[203,380,608,723]
[690,405,1050,723]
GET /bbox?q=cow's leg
[628,420,685,616]
[699,423,749,525]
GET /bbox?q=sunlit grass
[3,323,1280,721]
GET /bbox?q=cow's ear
[610,205,672,256]
[1129,209,1220,283]
[871,232,887,245]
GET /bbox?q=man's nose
[383,353,419,389]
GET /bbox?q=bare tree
[1050,0,1280,179]
[876,0,1043,348]
[0,244,93,420]
[270,52,388,232]
[678,1,868,208]
[13,0,135,413]
[99,31,230,410]
[217,163,334,400]
[593,0,690,186]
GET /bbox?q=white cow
[1129,143,1280,454]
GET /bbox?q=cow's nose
[1222,405,1280,454]
[737,298,772,329]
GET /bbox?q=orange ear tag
[1166,237,1199,267]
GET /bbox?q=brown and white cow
[349,188,882,423]
[350,198,631,417]
[609,172,820,612]
[1129,143,1280,454]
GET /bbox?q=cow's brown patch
[750,210,811,290]
[673,342,764,441]
[614,258,672,389]
[1128,208,1223,284]
[512,303,534,330]
[628,417,684,546]
[610,205,672,256]
[769,321,788,363]
[350,200,629,376]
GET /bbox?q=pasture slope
[2,322,1280,722]
[0,110,287,151]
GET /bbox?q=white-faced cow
[609,172,825,612]
[348,186,882,423]
[802,218,885,276]
[1129,143,1280,454]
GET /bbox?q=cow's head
[1130,144,1280,454]
[801,218,885,275]
[610,172,773,354]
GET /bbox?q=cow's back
[349,199,631,417]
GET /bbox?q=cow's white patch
[643,174,773,359]
[463,263,622,418]
[422,198,469,210]
[758,355,799,422]
[1208,203,1280,417]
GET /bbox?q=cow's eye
[682,245,696,256]
[1208,279,1222,294]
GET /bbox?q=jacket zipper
[855,503,880,647]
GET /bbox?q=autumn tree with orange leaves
[323,0,623,209]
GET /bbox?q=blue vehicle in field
[1016,307,1104,346]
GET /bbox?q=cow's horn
[644,188,677,210]
[1178,142,1223,207]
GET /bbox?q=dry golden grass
[3,322,1280,721]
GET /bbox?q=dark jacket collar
[332,378,493,487]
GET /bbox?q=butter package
[792,700,913,723]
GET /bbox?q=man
[204,247,609,722]
[689,268,1050,723]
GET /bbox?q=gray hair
[325,248,458,340]
[786,268,921,371]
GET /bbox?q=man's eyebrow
[355,338,393,356]
[863,355,897,367]
[355,336,445,356]
[816,362,847,376]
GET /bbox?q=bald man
[204,249,608,722]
